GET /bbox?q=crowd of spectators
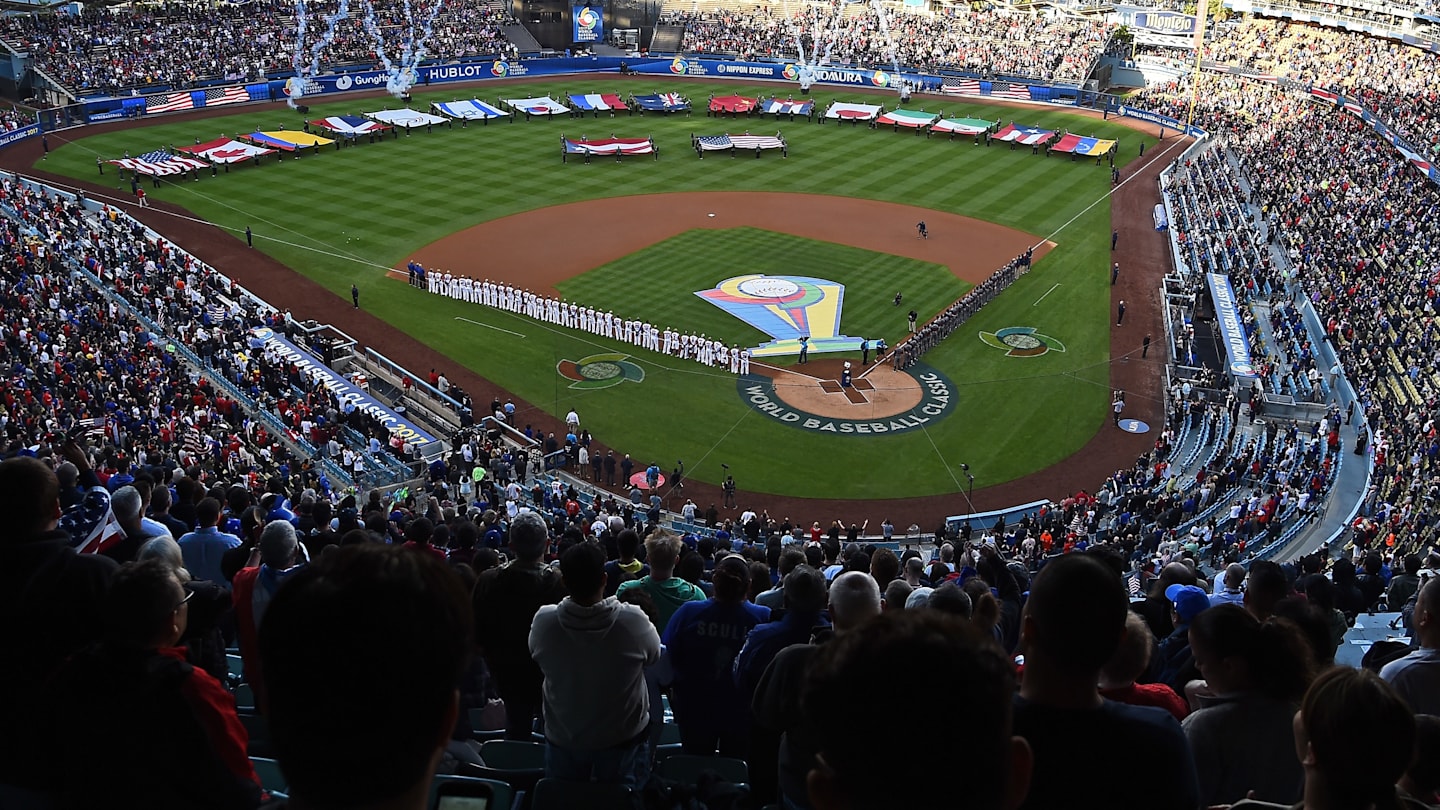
[0,0,516,96]
[666,2,1111,84]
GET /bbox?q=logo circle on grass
[491,60,509,77]
[670,58,688,74]
[557,353,645,390]
[980,326,1066,357]
[871,70,890,87]
[783,64,799,80]
[736,363,957,435]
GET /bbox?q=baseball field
[35,76,1158,504]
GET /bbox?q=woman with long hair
[1184,604,1317,807]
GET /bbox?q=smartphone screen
[436,797,488,810]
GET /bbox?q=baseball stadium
[0,0,1435,806]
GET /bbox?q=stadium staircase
[501,23,544,55]
[649,24,687,54]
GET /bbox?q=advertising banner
[247,327,441,450]
[0,123,40,150]
[1206,273,1258,379]
[573,5,603,43]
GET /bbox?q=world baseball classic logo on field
[695,274,861,357]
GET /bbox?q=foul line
[918,422,964,491]
[1032,283,1060,306]
[1036,135,1192,248]
[454,316,526,338]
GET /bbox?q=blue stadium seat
[657,754,749,786]
[250,756,288,799]
[531,778,633,810]
[429,775,516,810]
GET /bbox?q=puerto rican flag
[146,92,195,113]
[108,150,209,176]
[204,86,250,107]
[942,79,982,96]
[989,81,1031,101]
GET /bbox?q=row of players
[420,269,757,374]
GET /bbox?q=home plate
[708,213,716,217]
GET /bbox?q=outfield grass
[557,227,967,353]
[39,77,1144,500]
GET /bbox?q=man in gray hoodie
[530,541,660,787]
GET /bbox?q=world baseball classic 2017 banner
[1205,273,1258,379]
[247,327,441,450]
[0,123,40,150]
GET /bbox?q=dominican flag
[204,86,250,107]
[108,150,209,176]
[989,82,1031,101]
[146,92,195,113]
[695,134,785,151]
[942,79,982,96]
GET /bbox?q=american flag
[695,134,785,151]
[108,150,209,176]
[207,304,228,323]
[989,82,1032,101]
[146,91,195,113]
[76,506,125,555]
[204,86,251,107]
[1127,572,1142,597]
[942,79,982,96]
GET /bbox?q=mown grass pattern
[39,78,1146,500]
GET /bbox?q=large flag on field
[824,101,882,120]
[993,124,1054,145]
[709,95,757,114]
[931,117,995,135]
[876,109,938,128]
[177,138,276,164]
[145,91,196,114]
[108,149,209,176]
[310,115,390,135]
[633,92,689,112]
[203,86,251,107]
[433,99,509,119]
[365,109,447,129]
[504,96,569,115]
[1049,133,1116,156]
[694,133,785,151]
[564,137,654,154]
[569,93,628,111]
[988,81,1031,101]
[942,79,982,96]
[760,97,813,116]
[244,130,334,151]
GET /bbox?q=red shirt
[1101,682,1189,722]
[159,646,260,787]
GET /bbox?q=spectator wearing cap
[0,455,117,794]
[734,564,830,703]
[1151,582,1211,693]
[615,530,705,633]
[1380,577,1440,716]
[1012,553,1199,810]
[665,554,771,757]
[1100,611,1188,722]
[803,611,1033,810]
[233,519,304,710]
[472,510,566,740]
[1184,604,1316,806]
[603,528,648,597]
[529,542,659,787]
[1134,562,1198,642]
[753,571,882,809]
[51,559,261,808]
[178,496,243,586]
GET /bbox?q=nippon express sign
[573,5,603,43]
